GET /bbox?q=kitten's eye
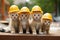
[48,21,50,23]
[21,15,23,17]
[16,14,18,16]
[25,15,27,17]
[45,20,46,22]
[34,14,36,16]
[38,14,40,16]
[12,15,14,16]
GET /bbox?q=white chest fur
[21,21,27,28]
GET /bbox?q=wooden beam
[1,0,5,20]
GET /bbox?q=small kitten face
[33,13,42,21]
[10,13,19,21]
[42,19,51,26]
[19,13,29,21]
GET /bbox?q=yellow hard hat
[41,13,53,22]
[31,5,43,14]
[19,7,30,14]
[9,5,19,13]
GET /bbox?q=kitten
[30,12,42,34]
[9,12,19,34]
[19,13,30,34]
[41,13,52,34]
[41,19,51,34]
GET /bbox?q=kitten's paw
[19,32,23,34]
[39,32,44,35]
[26,32,30,34]
[33,33,36,35]
[11,31,15,34]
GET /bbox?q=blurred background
[0,0,60,25]
[0,0,60,22]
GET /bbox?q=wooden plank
[0,21,9,23]
[0,35,60,40]
[0,32,60,40]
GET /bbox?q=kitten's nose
[14,17,15,18]
[36,17,38,19]
[23,17,25,19]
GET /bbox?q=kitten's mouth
[12,18,17,21]
[23,17,25,19]
[14,17,16,19]
[36,17,40,19]
[44,23,50,26]
[35,18,40,20]
[36,17,38,19]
